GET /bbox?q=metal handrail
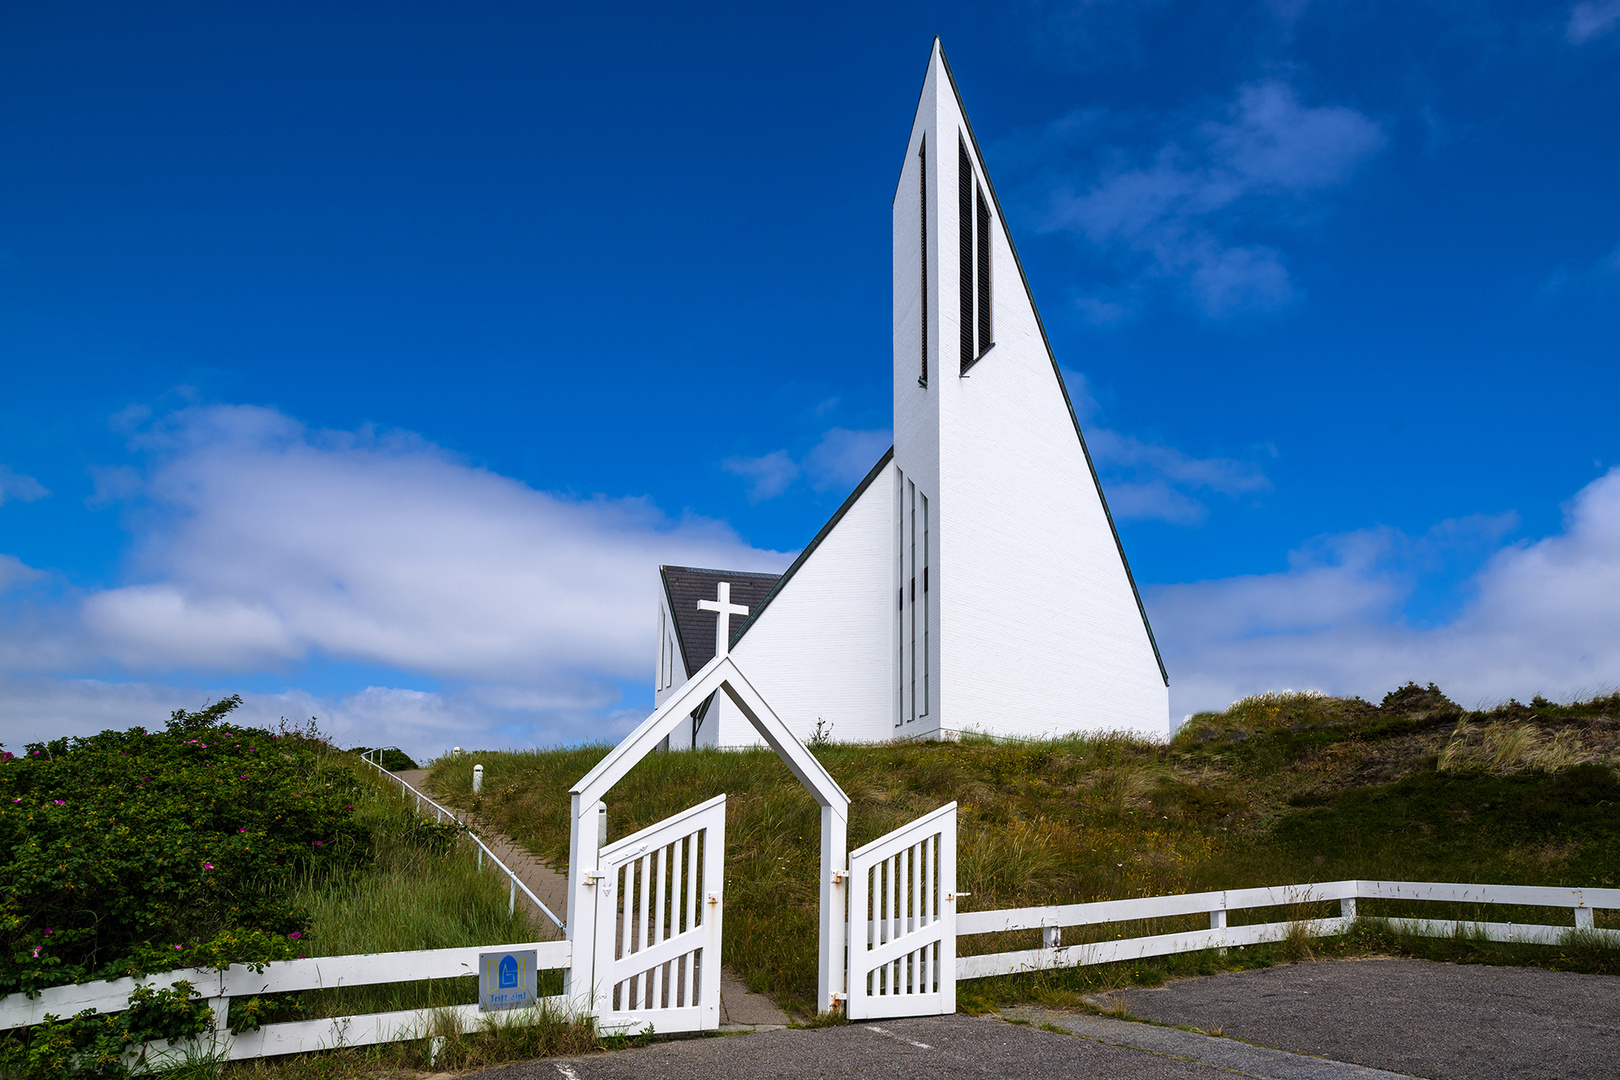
[358,750,565,931]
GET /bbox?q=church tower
[889,40,1169,739]
[654,40,1168,747]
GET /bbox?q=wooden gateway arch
[565,649,852,1028]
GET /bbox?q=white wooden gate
[592,793,725,1034]
[846,801,956,1020]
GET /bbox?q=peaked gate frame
[567,654,852,1018]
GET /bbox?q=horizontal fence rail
[360,751,565,931]
[0,939,572,1061]
[955,880,1619,981]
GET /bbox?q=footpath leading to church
[390,770,788,1031]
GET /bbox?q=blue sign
[478,950,537,1011]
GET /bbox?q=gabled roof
[729,446,895,652]
[933,39,1168,686]
[660,565,783,676]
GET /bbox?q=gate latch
[946,892,971,901]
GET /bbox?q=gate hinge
[830,870,847,884]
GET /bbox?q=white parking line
[866,1025,933,1050]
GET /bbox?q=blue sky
[3,1,1619,755]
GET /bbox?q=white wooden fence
[0,939,572,1062]
[955,879,1620,980]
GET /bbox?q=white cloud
[0,675,635,762]
[1065,370,1270,523]
[1046,80,1385,316]
[1542,241,1620,300]
[724,427,892,500]
[722,450,799,501]
[804,428,892,492]
[9,405,789,724]
[0,555,45,592]
[0,465,49,506]
[1568,1,1620,43]
[1153,469,1620,715]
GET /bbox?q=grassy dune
[432,684,1620,1014]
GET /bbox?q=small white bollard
[473,764,484,794]
[452,746,463,756]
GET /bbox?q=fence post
[1209,909,1227,930]
[1041,920,1061,950]
[1575,906,1594,930]
[208,994,230,1050]
[1341,897,1358,922]
[509,875,517,917]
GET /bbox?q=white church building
[653,41,1169,748]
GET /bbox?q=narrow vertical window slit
[958,139,974,374]
[918,138,928,387]
[976,186,992,355]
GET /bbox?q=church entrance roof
[660,565,782,676]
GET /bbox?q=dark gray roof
[661,565,783,676]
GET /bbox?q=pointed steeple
[890,40,1168,740]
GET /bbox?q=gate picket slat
[683,834,696,1007]
[592,794,725,1034]
[653,845,667,1007]
[846,802,956,1020]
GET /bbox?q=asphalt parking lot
[468,959,1620,1080]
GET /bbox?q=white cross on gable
[697,581,749,659]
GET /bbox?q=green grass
[282,762,558,1022]
[431,684,1620,1016]
[206,763,599,1080]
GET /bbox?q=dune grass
[209,762,593,1079]
[431,684,1620,1015]
[283,763,558,1021]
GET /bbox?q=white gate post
[819,801,848,1014]
[564,793,603,1010]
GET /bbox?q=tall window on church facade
[958,137,993,374]
[918,137,928,388]
[657,607,667,690]
[895,468,930,727]
[908,479,917,723]
[921,492,929,717]
[894,469,906,727]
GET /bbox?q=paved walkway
[1097,958,1620,1080]
[389,768,788,1028]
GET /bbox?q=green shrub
[0,981,214,1080]
[345,747,418,772]
[0,698,368,996]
